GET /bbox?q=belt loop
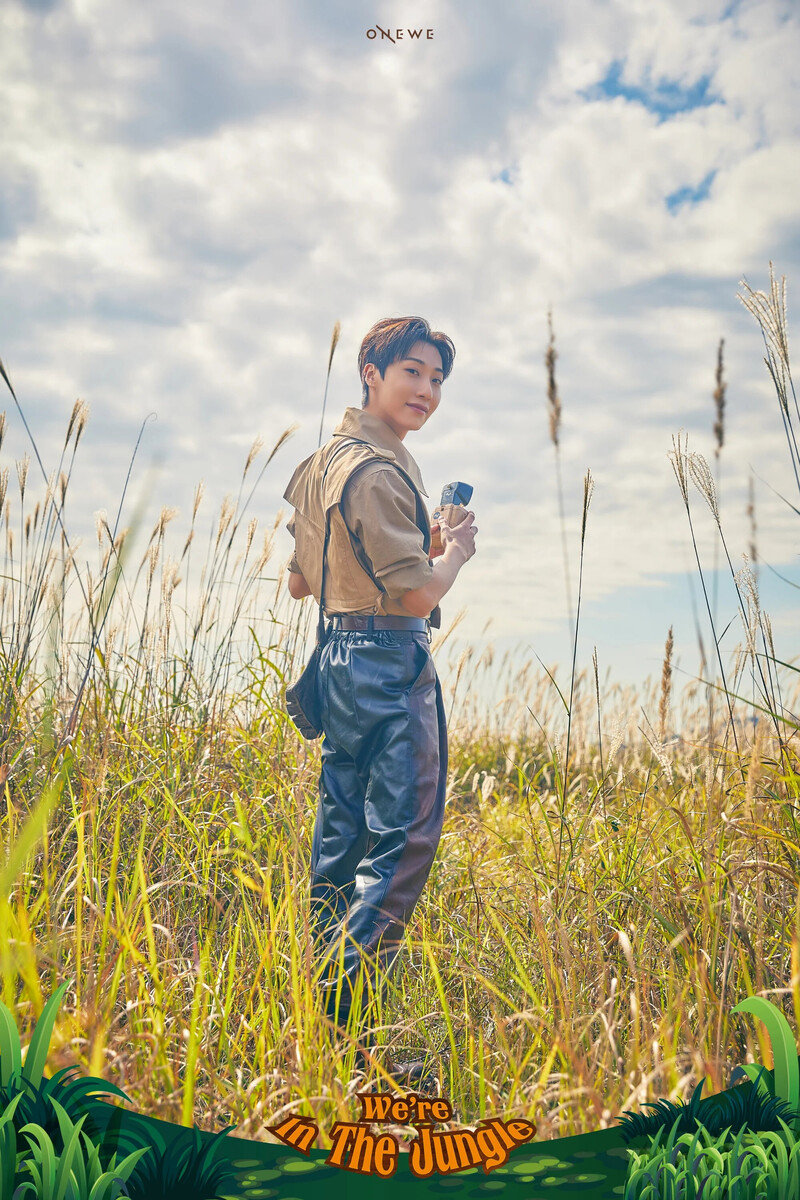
[367,615,374,635]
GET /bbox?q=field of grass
[0,268,798,1153]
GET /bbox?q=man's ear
[363,363,378,388]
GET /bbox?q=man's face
[363,340,443,441]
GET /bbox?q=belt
[329,615,430,633]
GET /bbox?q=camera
[430,482,473,556]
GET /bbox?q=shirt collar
[331,407,429,497]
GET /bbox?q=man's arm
[401,513,477,618]
[285,510,312,600]
[288,570,312,599]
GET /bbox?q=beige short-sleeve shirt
[341,460,434,599]
[284,407,435,616]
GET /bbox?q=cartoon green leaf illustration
[22,980,70,1089]
[732,996,800,1130]
[730,1062,775,1097]
[0,999,23,1087]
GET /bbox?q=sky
[1,0,799,702]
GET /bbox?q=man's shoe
[385,1053,439,1094]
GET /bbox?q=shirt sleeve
[286,513,301,573]
[342,463,434,599]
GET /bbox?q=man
[283,315,477,1053]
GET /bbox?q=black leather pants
[309,629,447,1022]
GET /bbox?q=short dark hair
[358,316,455,405]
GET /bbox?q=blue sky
[1,0,799,701]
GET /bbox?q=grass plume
[317,320,342,448]
[657,626,673,746]
[738,263,799,496]
[545,308,574,646]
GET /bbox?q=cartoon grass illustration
[2,981,800,1198]
[15,1098,149,1200]
[0,982,240,1200]
[730,995,800,1133]
[623,995,800,1198]
[0,981,128,1143]
[624,1117,800,1200]
[617,1074,800,1143]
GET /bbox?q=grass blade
[732,996,800,1131]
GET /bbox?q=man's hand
[429,521,444,559]
[439,511,477,563]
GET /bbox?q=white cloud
[0,0,798,687]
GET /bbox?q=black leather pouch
[285,642,325,740]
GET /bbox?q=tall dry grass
[0,272,798,1149]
